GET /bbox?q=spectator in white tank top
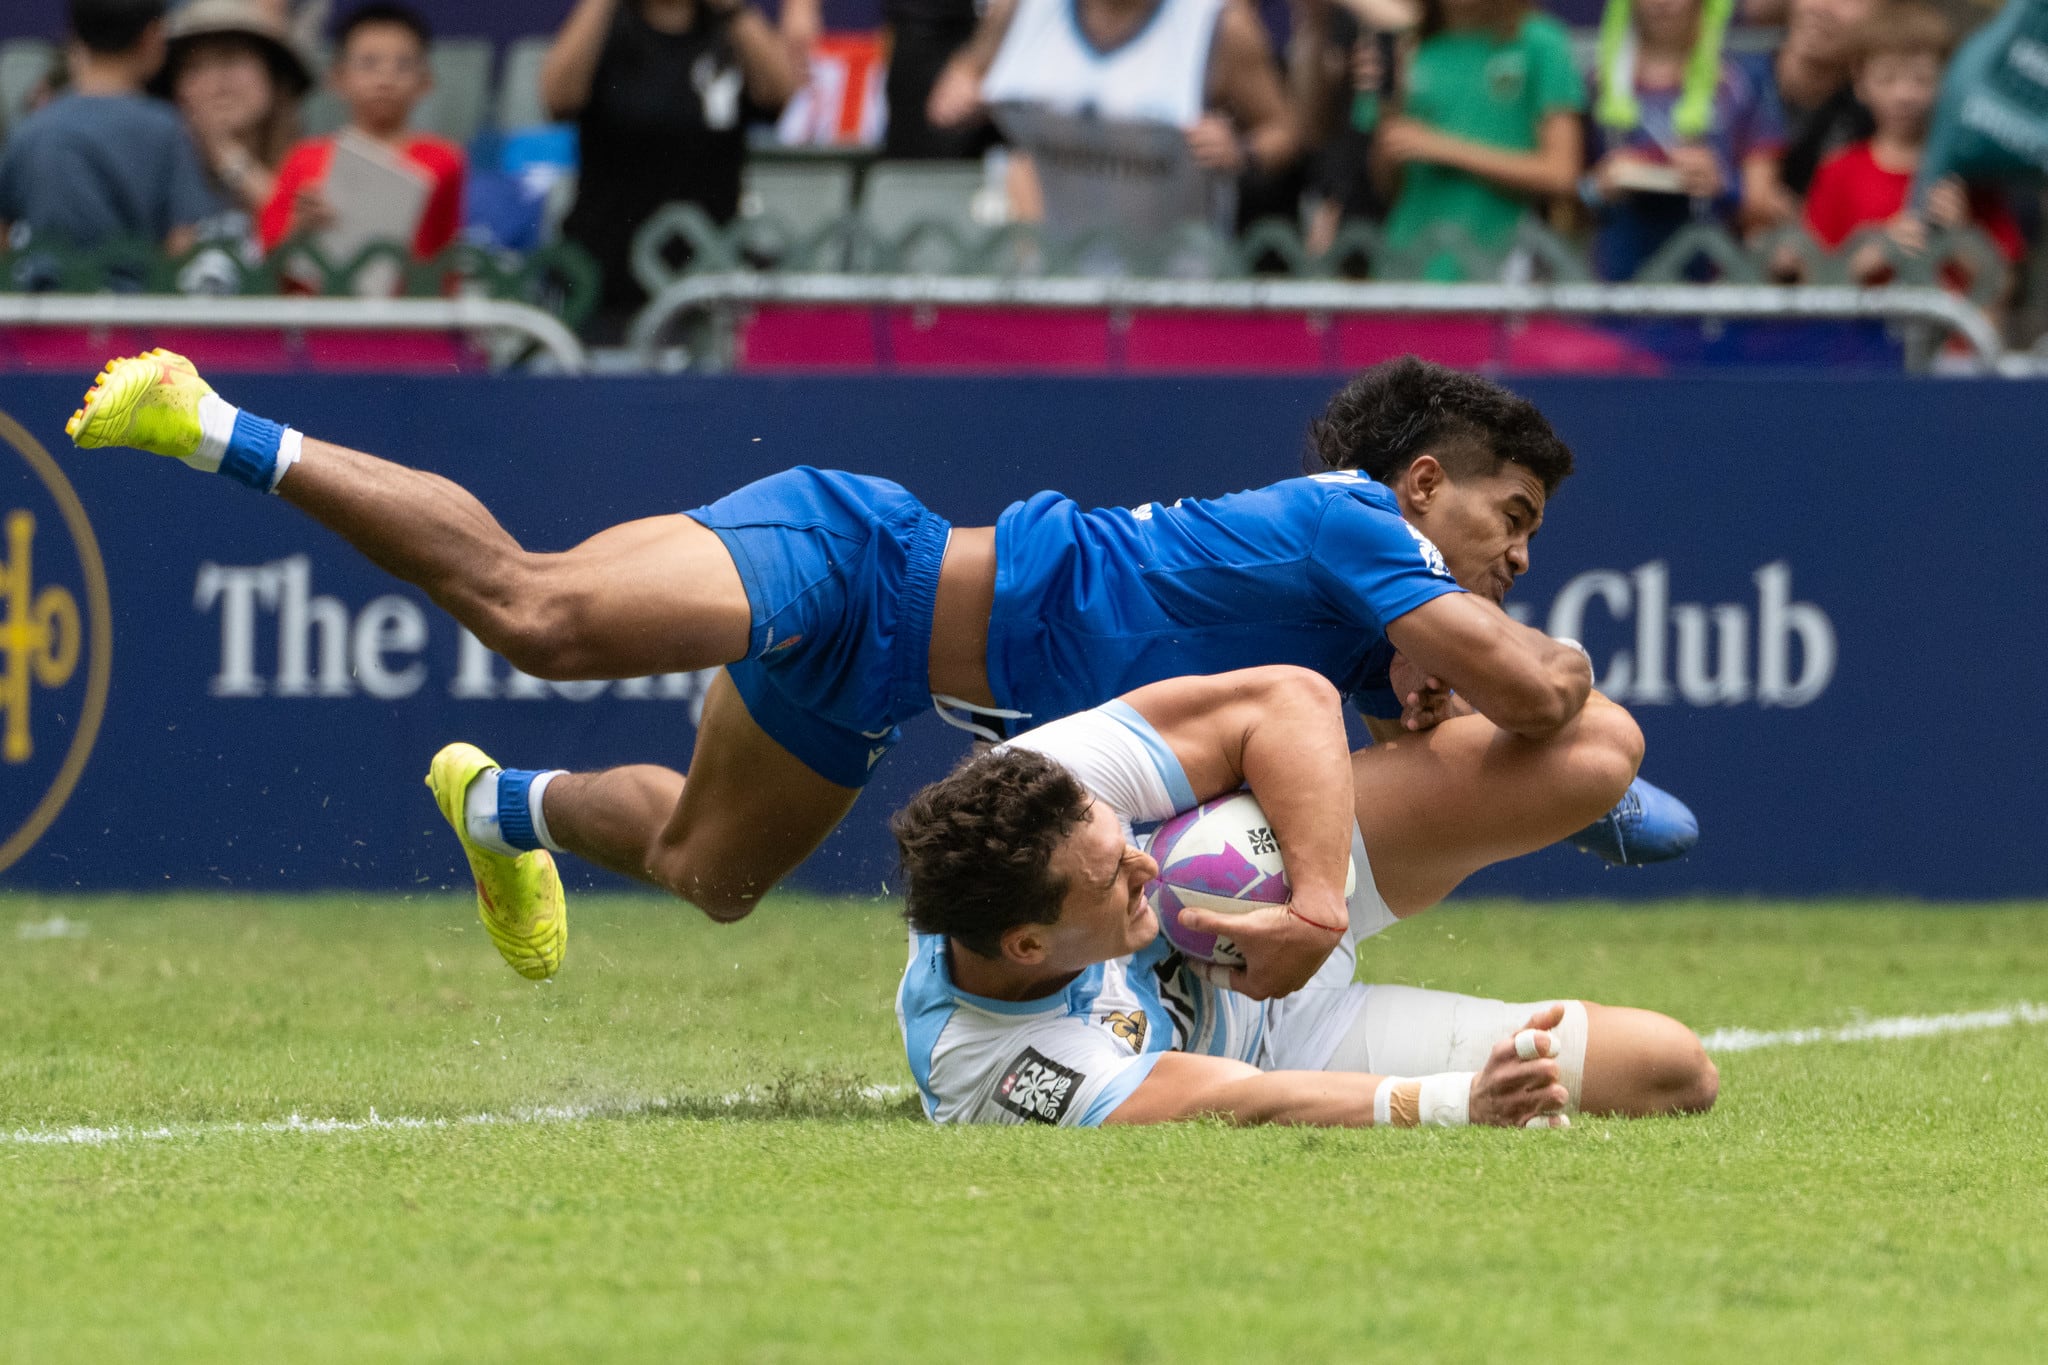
[928,0,1301,269]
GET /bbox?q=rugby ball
[1144,792,1356,966]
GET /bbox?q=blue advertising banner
[3,372,2044,899]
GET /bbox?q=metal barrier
[627,272,2009,371]
[624,206,2019,372]
[0,293,590,373]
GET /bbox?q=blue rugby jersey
[985,471,1466,729]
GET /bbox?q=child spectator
[1373,0,1585,280]
[0,0,218,281]
[1585,0,1784,279]
[257,2,464,261]
[1802,3,2022,284]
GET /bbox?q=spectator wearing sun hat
[155,0,315,233]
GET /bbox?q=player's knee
[1573,697,1645,812]
[646,846,768,923]
[1640,1017,1719,1116]
[480,578,591,681]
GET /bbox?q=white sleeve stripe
[1099,700,1197,812]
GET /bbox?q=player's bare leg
[65,352,755,679]
[1579,1003,1718,1115]
[535,672,860,921]
[1351,692,1645,918]
[277,438,753,678]
[1336,697,1716,1117]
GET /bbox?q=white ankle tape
[189,393,239,473]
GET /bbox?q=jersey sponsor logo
[1104,1009,1149,1052]
[764,632,803,655]
[1405,523,1452,580]
[1,410,112,876]
[996,1047,1082,1124]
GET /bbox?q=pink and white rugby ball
[1144,792,1356,966]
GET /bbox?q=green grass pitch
[5,893,2046,1363]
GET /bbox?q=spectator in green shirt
[1373,0,1587,279]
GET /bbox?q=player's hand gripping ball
[1144,793,1356,966]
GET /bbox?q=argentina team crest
[0,409,112,875]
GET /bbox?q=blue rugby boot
[1568,776,1698,866]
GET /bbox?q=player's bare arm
[1116,668,1357,997]
[1383,592,1592,739]
[1194,0,1302,174]
[926,0,1018,127]
[1106,1006,1573,1127]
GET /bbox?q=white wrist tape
[1372,1072,1475,1128]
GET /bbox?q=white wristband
[1373,1072,1475,1128]
[1416,1071,1473,1127]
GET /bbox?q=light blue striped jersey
[896,702,1266,1126]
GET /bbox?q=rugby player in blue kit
[66,351,1694,992]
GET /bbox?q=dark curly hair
[891,748,1092,960]
[1305,357,1575,495]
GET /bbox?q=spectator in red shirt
[257,2,464,261]
[1802,2,2021,285]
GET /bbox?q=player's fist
[1179,899,1343,1000]
[1469,1004,1572,1128]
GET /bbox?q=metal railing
[626,271,2008,371]
[624,207,2023,372]
[1,209,2032,374]
[0,293,590,372]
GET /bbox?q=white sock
[461,769,522,858]
[187,393,238,473]
[270,428,303,491]
[527,770,566,853]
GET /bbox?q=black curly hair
[892,748,1092,960]
[1305,357,1575,495]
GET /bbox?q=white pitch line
[1698,1002,2048,1054]
[5,1087,906,1148]
[8,1005,2047,1148]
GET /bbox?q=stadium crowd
[0,0,2041,337]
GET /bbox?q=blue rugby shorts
[685,466,949,788]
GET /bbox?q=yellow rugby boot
[425,742,567,981]
[66,349,213,458]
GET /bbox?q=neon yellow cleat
[425,742,567,981]
[65,349,214,457]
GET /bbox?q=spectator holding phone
[257,2,465,262]
[1584,0,1783,279]
[1372,0,1585,280]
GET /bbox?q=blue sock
[219,409,288,492]
[495,768,547,853]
